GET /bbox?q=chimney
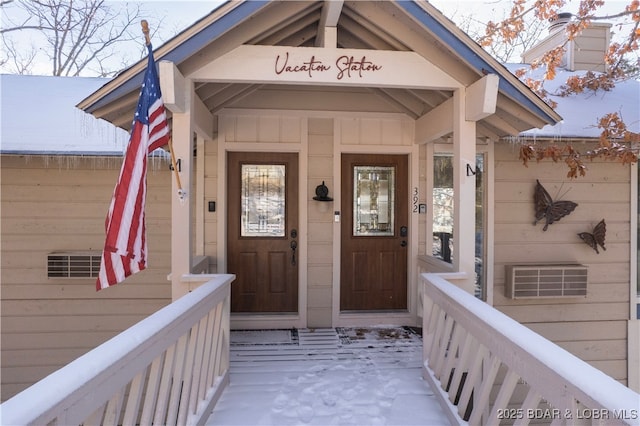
[522,12,611,73]
[548,12,573,34]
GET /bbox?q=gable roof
[1,74,129,155]
[77,0,561,139]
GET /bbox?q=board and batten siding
[493,142,630,384]
[307,118,334,327]
[0,155,173,401]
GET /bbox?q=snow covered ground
[206,328,449,425]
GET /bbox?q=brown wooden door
[341,154,408,311]
[227,152,298,313]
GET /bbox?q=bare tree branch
[1,0,143,76]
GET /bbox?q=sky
[0,1,632,76]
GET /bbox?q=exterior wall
[307,118,334,327]
[202,134,219,271]
[493,142,631,384]
[0,155,172,401]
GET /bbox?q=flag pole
[141,20,185,201]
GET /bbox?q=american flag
[96,44,170,290]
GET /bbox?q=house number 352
[412,187,419,213]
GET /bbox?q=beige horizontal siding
[0,155,172,401]
[493,141,632,385]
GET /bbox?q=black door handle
[290,240,298,265]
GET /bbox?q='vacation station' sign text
[274,52,383,80]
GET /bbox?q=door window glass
[240,164,285,237]
[353,166,395,236]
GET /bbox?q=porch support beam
[316,0,343,48]
[453,88,477,294]
[160,61,214,140]
[159,61,186,113]
[414,74,499,144]
[193,95,214,140]
[169,78,194,301]
[188,45,462,90]
[415,98,452,143]
[465,74,499,121]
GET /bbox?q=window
[432,153,486,299]
[432,155,454,262]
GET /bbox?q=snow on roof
[506,64,640,139]
[1,65,638,155]
[0,74,129,155]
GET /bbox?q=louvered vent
[505,264,587,299]
[47,253,101,278]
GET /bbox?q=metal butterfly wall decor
[533,179,578,231]
[578,219,606,254]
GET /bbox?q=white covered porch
[207,327,446,425]
[2,273,637,426]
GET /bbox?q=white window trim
[428,141,494,305]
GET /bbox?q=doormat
[336,326,421,345]
[230,329,298,346]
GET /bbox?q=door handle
[290,240,298,266]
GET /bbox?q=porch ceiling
[78,1,560,140]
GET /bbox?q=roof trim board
[187,44,463,90]
[78,0,561,131]
[398,1,561,125]
[78,1,268,113]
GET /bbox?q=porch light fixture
[313,181,333,213]
[313,181,333,202]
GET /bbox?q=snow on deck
[206,327,449,425]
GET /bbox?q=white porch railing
[0,274,234,426]
[421,273,640,426]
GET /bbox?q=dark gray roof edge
[80,1,268,113]
[399,1,561,125]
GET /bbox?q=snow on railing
[0,274,234,426]
[421,273,640,426]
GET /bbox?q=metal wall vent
[505,264,588,299]
[47,252,101,278]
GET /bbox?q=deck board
[206,327,450,425]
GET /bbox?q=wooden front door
[227,152,299,313]
[341,154,408,311]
